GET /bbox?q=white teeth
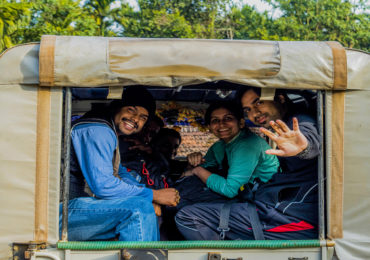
[123,121,135,129]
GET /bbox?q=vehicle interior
[66,81,324,241]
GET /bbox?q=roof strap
[260,88,275,101]
[39,35,56,87]
[34,86,51,242]
[108,86,124,99]
[328,90,345,239]
[326,42,347,90]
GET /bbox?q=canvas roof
[0,36,369,259]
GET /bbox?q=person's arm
[295,120,320,159]
[191,166,212,183]
[204,139,263,198]
[181,144,218,177]
[201,143,220,169]
[71,124,153,201]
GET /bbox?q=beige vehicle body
[0,35,369,260]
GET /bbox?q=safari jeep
[0,36,369,260]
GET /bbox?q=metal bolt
[122,249,132,260]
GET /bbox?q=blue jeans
[59,196,159,241]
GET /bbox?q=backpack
[119,138,173,189]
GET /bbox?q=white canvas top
[1,36,368,90]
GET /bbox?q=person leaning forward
[62,85,179,241]
[240,87,320,233]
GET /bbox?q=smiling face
[114,106,149,136]
[209,108,244,143]
[241,89,283,128]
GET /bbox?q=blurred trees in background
[0,1,30,50]
[0,0,368,53]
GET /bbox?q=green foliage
[115,0,232,38]
[161,0,232,38]
[83,0,121,36]
[267,0,370,50]
[0,1,30,50]
[14,0,98,44]
[0,0,369,53]
[225,5,273,40]
[125,8,194,38]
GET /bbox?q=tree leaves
[1,0,369,53]
[0,1,30,50]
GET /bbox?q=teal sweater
[203,130,279,198]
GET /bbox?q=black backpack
[119,138,173,189]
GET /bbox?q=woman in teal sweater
[184,101,279,198]
[163,101,278,240]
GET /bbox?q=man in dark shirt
[240,87,320,238]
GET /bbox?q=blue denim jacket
[71,123,153,201]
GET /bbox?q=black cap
[121,86,156,117]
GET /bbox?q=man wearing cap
[63,85,179,241]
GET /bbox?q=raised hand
[260,117,308,157]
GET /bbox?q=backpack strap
[217,201,233,240]
[247,202,265,240]
[239,182,265,240]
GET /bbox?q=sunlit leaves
[1,0,368,53]
[267,0,369,50]
[17,0,98,43]
[0,1,29,50]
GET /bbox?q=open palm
[260,118,308,157]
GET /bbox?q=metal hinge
[13,242,47,260]
[208,252,243,260]
[122,249,168,260]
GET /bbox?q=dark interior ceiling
[71,81,243,103]
[71,81,317,110]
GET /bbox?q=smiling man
[64,86,179,242]
[114,106,149,135]
[239,86,321,239]
[241,88,287,129]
